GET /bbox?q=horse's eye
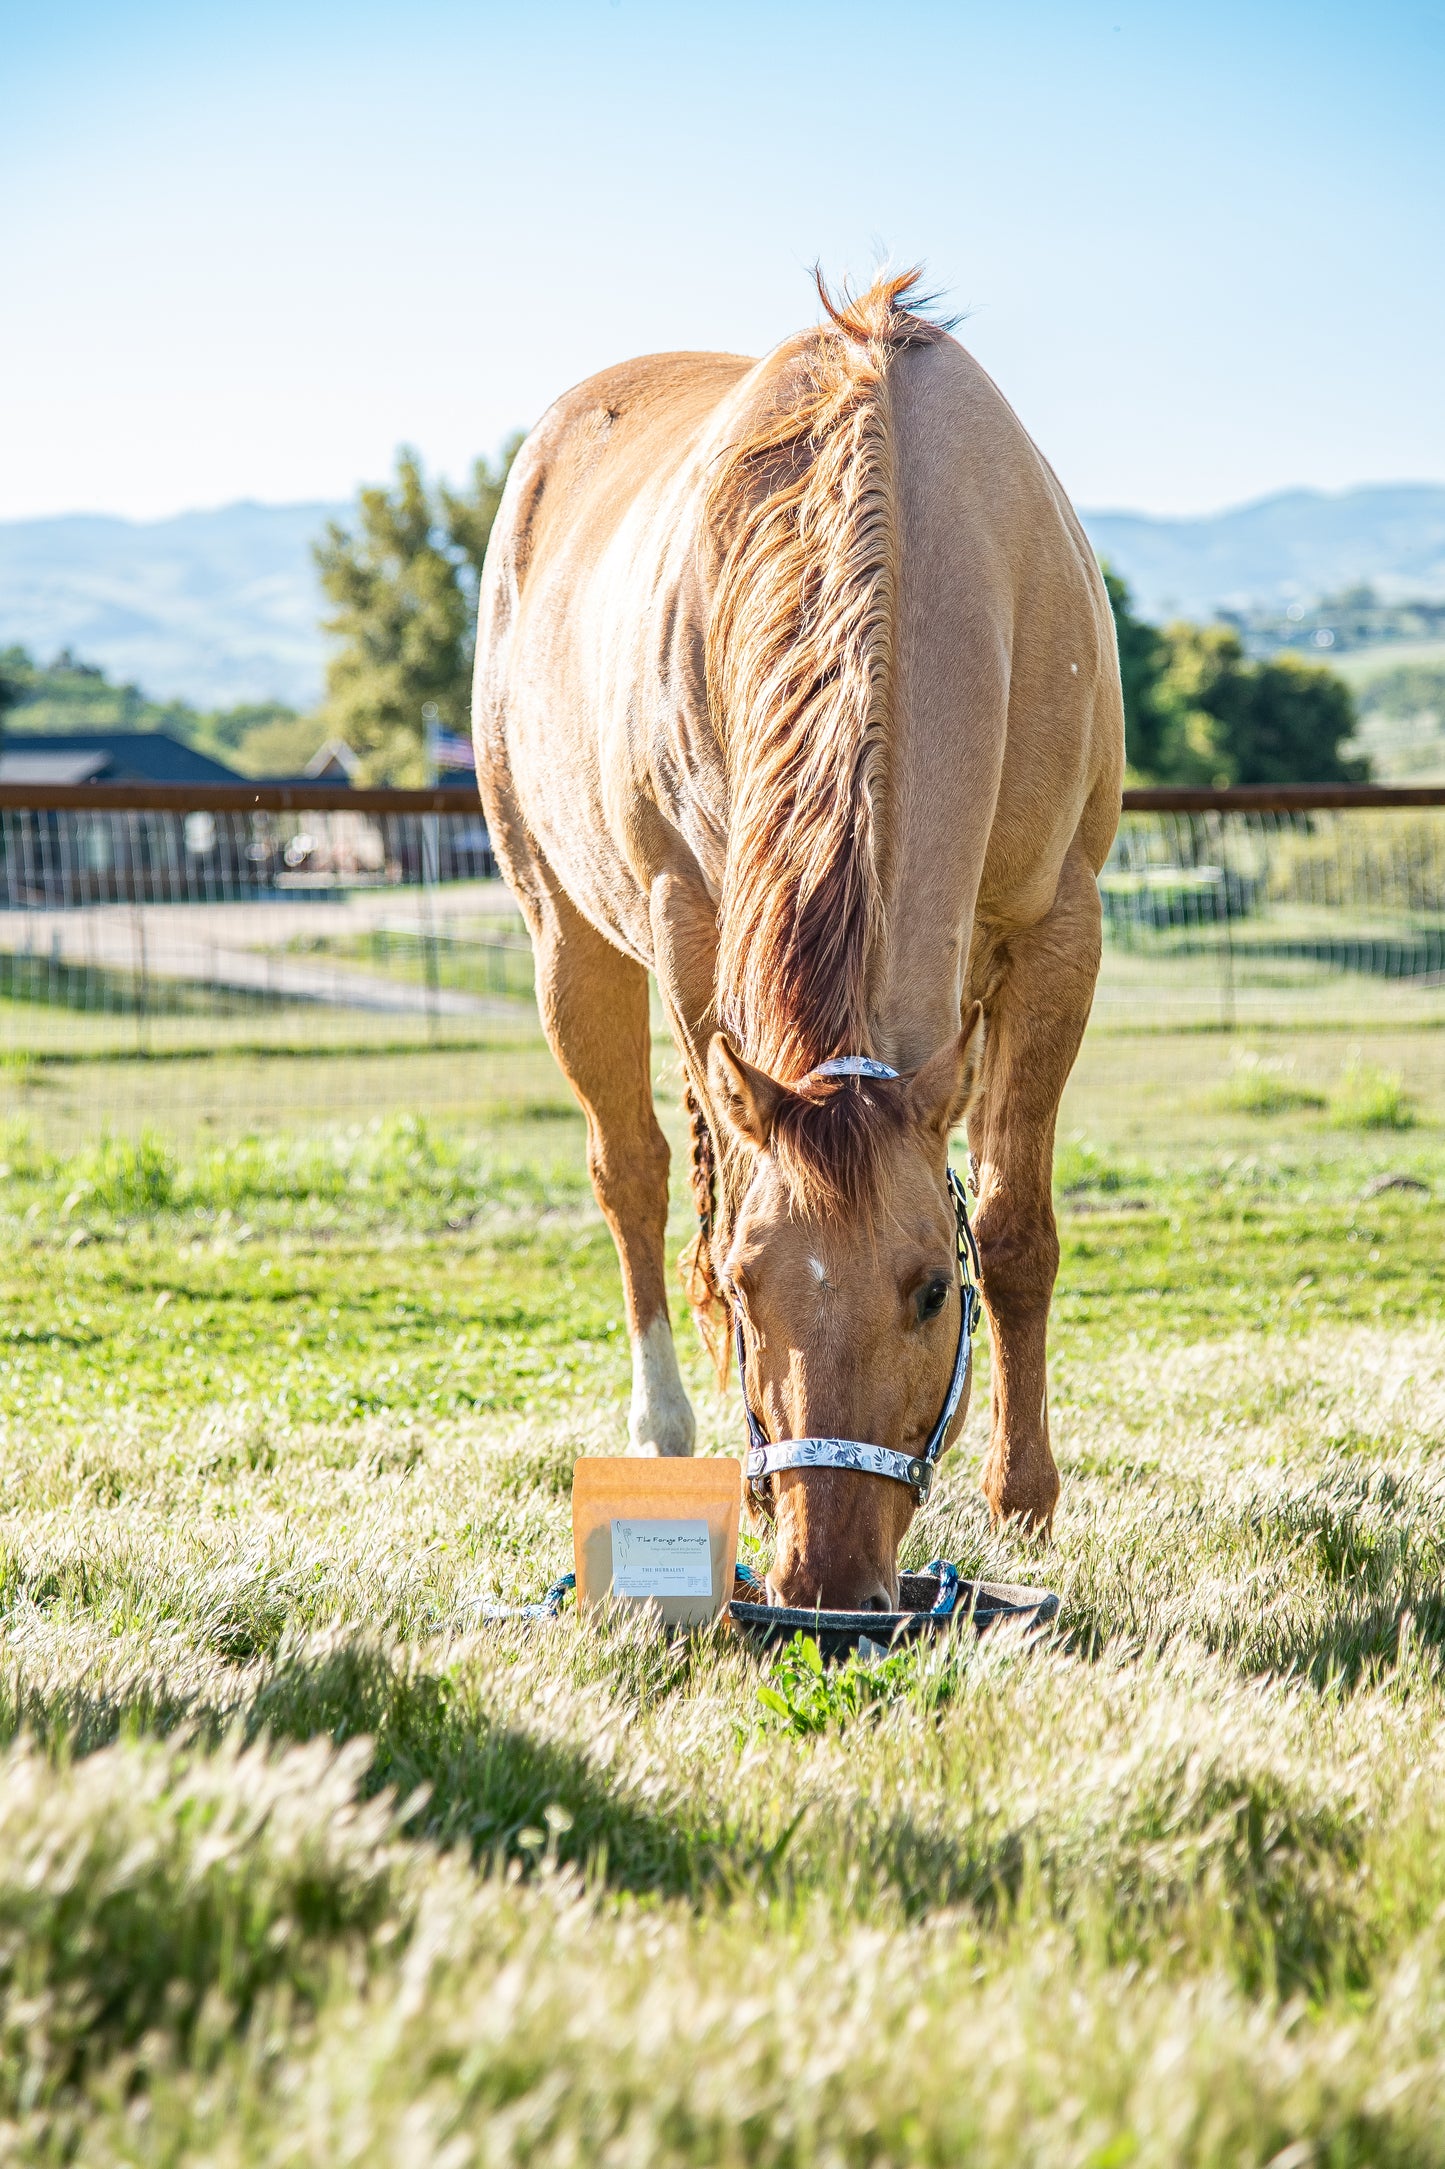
[915,1276,951,1325]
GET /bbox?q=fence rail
[8,781,1445,816]
[1122,784,1445,814]
[1,783,1443,1141]
[0,783,478,815]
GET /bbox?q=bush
[1267,813,1445,915]
[1219,1053,1326,1118]
[69,1132,177,1216]
[1329,1060,1415,1131]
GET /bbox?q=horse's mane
[703,271,947,1224]
[685,272,949,1342]
[707,268,946,1094]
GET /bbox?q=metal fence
[0,783,554,1145]
[1,780,1443,1145]
[1098,783,1445,1030]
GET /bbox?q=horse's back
[883,334,1123,934]
[495,351,752,600]
[476,318,1121,965]
[475,349,753,949]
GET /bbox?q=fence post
[128,811,149,1054]
[1215,812,1236,1033]
[421,813,441,1045]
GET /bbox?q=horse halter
[732,1057,982,1512]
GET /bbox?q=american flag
[432,730,476,772]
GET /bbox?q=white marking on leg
[628,1313,696,1458]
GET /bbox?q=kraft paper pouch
[572,1456,742,1628]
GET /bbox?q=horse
[473,269,1123,1612]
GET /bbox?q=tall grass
[0,1087,1442,2160]
[5,1113,581,1231]
[1218,1050,1326,1116]
[1330,1057,1416,1131]
[0,1322,1442,2159]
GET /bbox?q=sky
[3,0,1443,523]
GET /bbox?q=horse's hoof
[981,1466,1059,1539]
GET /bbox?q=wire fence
[1098,786,1445,1030]
[0,785,555,1146]
[1,781,1443,1145]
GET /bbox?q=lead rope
[475,1572,575,1622]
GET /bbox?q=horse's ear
[908,1003,984,1139]
[709,1035,787,1147]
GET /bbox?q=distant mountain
[1084,484,1445,621]
[2,484,1444,711]
[0,502,344,710]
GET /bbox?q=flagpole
[418,701,441,1039]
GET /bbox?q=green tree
[0,645,30,737]
[0,645,304,771]
[1154,623,1366,787]
[1103,568,1367,787]
[1224,651,1365,787]
[1102,566,1173,778]
[313,439,520,786]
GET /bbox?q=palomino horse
[474,271,1123,1611]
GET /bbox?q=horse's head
[708,1005,983,1612]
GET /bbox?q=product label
[609,1517,713,1598]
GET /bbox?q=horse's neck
[851,625,1004,1076]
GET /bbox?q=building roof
[0,731,245,786]
[0,748,111,786]
[303,737,360,782]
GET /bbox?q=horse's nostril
[860,1588,893,1613]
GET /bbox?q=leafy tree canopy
[314,439,521,786]
[0,645,26,726]
[1103,569,1368,787]
[0,646,302,772]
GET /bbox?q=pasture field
[1,1026,1444,2162]
[1328,637,1445,687]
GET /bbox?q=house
[0,730,246,788]
[0,728,494,904]
[0,732,262,906]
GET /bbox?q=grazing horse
[473,271,1123,1611]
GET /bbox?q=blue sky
[4,0,1442,521]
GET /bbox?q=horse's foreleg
[532,887,695,1457]
[968,849,1102,1533]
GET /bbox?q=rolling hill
[0,502,344,711]
[1086,483,1445,620]
[2,483,1444,711]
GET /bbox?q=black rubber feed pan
[728,1570,1060,1662]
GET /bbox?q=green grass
[0,1036,1444,2161]
[284,924,537,999]
[1216,1050,1419,1128]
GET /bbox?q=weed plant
[1219,1050,1326,1116]
[0,1079,1440,2162]
[1216,1049,1417,1128]
[1331,1057,1417,1131]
